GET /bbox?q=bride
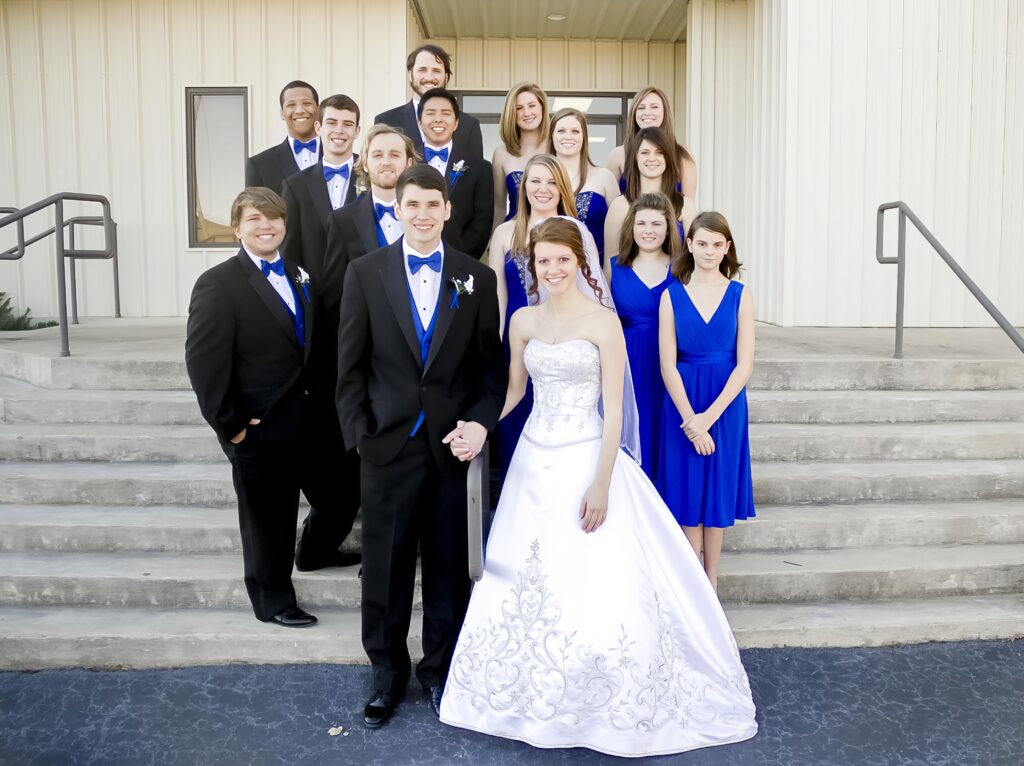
[439,218,757,757]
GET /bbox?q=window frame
[184,85,250,250]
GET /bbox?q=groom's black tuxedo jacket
[185,250,314,443]
[375,101,484,160]
[322,193,380,312]
[245,138,322,195]
[436,147,493,259]
[336,240,506,474]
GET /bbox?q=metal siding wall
[688,0,1024,327]
[0,0,410,319]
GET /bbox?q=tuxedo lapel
[354,196,381,253]
[344,154,359,205]
[237,251,301,352]
[380,244,422,367]
[284,261,314,361]
[403,102,425,151]
[305,163,333,227]
[424,253,457,373]
[274,139,301,181]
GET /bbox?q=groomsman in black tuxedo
[322,124,418,304]
[417,88,492,258]
[336,165,505,726]
[186,187,358,628]
[375,45,483,160]
[246,81,322,194]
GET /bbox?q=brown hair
[673,211,742,284]
[317,93,360,125]
[355,124,421,189]
[510,154,578,256]
[499,82,549,157]
[625,86,694,168]
[623,127,686,214]
[396,163,449,204]
[406,44,453,83]
[231,187,287,228]
[617,193,682,268]
[547,108,595,194]
[526,218,606,305]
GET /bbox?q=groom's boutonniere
[295,266,312,302]
[449,274,474,309]
[450,160,467,191]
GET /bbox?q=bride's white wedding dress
[440,338,757,757]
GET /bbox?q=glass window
[185,87,249,248]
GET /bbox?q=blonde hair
[499,82,549,157]
[509,154,578,256]
[231,187,287,228]
[355,124,421,189]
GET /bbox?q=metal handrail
[0,193,120,356]
[875,201,1024,359]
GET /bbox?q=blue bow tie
[323,164,350,181]
[261,259,286,277]
[424,146,449,163]
[408,251,442,274]
[293,138,317,154]
[374,202,395,220]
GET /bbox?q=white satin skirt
[440,433,758,758]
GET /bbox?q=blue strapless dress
[610,257,671,482]
[497,252,533,480]
[657,280,755,527]
[504,171,523,222]
[575,191,609,264]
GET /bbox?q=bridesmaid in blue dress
[491,82,549,229]
[605,193,681,483]
[657,211,755,592]
[604,127,696,265]
[489,154,578,480]
[606,86,697,201]
[548,107,620,264]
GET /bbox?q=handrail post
[111,220,121,318]
[894,209,907,359]
[53,199,71,357]
[68,222,79,325]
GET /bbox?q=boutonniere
[295,266,311,302]
[449,160,467,191]
[354,182,368,197]
[449,274,474,309]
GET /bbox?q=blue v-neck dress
[657,279,755,528]
[609,256,672,481]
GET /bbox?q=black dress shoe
[295,550,362,572]
[422,684,443,718]
[268,606,318,628]
[363,689,400,728]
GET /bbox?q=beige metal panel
[999,0,1024,320]
[510,38,540,83]
[567,40,594,91]
[540,39,567,89]
[482,38,511,89]
[619,40,648,91]
[457,38,485,90]
[594,40,622,89]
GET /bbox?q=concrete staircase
[1,326,1023,669]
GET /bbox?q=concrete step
[749,422,1024,461]
[5,378,1024,426]
[1,593,1022,670]
[3,459,1023,507]
[3,543,1022,609]
[747,389,1024,424]
[3,501,1023,554]
[0,505,361,555]
[4,421,1024,462]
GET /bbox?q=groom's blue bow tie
[424,146,449,163]
[408,251,442,274]
[261,259,286,277]
[293,138,317,154]
[374,202,395,220]
[323,164,350,181]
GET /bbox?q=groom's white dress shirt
[403,239,444,331]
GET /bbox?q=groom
[336,164,505,727]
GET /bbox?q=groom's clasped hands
[442,419,487,461]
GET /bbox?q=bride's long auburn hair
[525,218,606,306]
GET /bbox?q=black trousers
[224,394,360,621]
[360,429,472,692]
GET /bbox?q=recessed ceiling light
[547,13,567,21]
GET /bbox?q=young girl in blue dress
[491,82,549,230]
[605,193,680,482]
[548,107,620,264]
[657,211,755,592]
[489,154,578,479]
